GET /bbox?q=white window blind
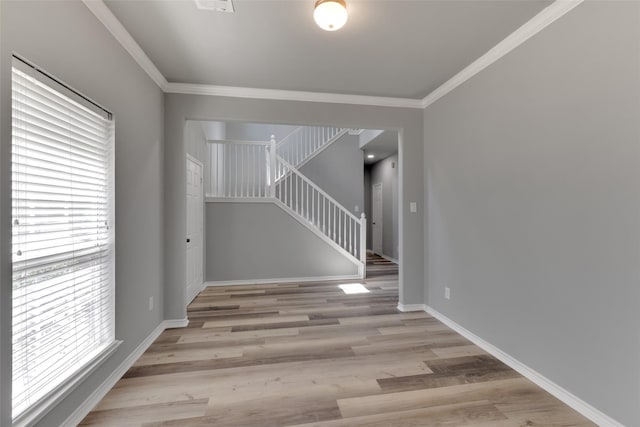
[11,63,115,421]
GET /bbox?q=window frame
[10,56,121,427]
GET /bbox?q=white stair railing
[274,155,366,267]
[276,126,347,171]
[206,135,367,277]
[206,139,271,198]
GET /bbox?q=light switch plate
[410,202,417,213]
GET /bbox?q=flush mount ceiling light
[367,154,375,159]
[314,0,348,31]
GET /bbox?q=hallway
[81,255,593,426]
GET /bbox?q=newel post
[360,212,367,278]
[269,135,277,198]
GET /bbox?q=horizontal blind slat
[13,69,110,124]
[11,65,115,419]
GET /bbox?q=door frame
[372,182,383,255]
[186,153,204,305]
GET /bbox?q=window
[11,58,117,423]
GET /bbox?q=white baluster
[360,213,367,277]
[346,217,350,254]
[296,175,300,214]
[242,144,247,197]
[234,144,238,197]
[322,197,326,233]
[221,144,225,197]
[312,187,315,225]
[269,136,276,198]
[342,211,346,249]
[313,127,317,152]
[333,203,340,243]
[352,218,355,255]
[305,181,311,221]
[250,145,254,197]
[339,209,342,247]
[256,146,260,197]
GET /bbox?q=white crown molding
[425,306,625,427]
[420,0,584,108]
[163,82,424,109]
[83,0,582,109]
[82,0,167,89]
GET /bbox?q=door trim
[372,182,383,255]
[186,154,204,305]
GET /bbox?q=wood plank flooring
[81,255,594,426]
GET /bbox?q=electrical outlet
[148,296,154,311]
[444,287,451,300]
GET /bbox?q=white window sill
[12,340,122,427]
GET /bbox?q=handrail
[204,131,366,276]
[276,126,346,169]
[276,127,303,147]
[276,155,360,223]
[207,139,271,146]
[274,155,365,262]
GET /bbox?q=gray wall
[201,121,226,141]
[225,121,298,142]
[184,120,207,164]
[0,1,165,426]
[299,134,364,216]
[370,154,399,260]
[206,202,358,281]
[423,2,640,425]
[165,95,424,322]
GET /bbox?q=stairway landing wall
[205,201,359,282]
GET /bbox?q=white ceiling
[103,0,551,99]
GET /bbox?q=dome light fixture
[314,0,348,32]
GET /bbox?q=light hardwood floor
[81,255,595,426]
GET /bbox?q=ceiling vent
[195,0,235,13]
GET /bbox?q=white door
[372,183,383,255]
[186,155,204,304]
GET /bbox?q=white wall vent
[195,0,235,13]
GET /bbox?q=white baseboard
[164,318,189,328]
[206,274,362,287]
[186,281,205,305]
[62,319,186,426]
[425,305,624,427]
[397,303,426,312]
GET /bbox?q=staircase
[206,126,367,277]
[276,126,348,172]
